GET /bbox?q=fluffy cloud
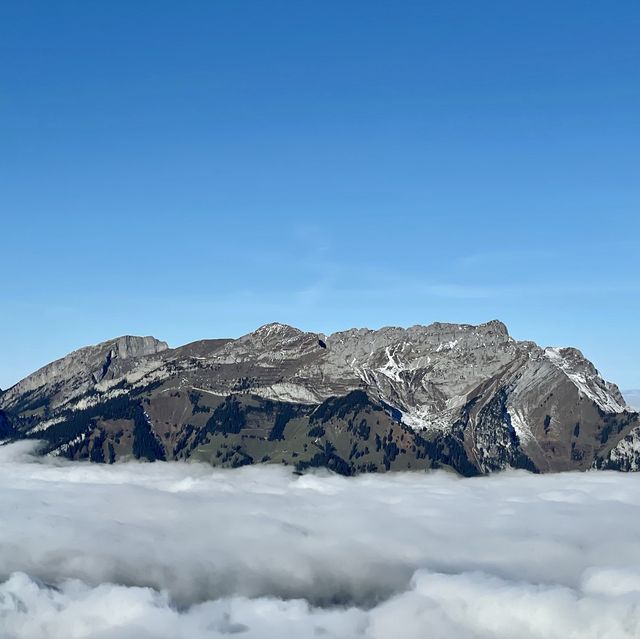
[1,440,640,638]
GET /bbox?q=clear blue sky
[1,1,638,390]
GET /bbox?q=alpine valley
[1,321,638,475]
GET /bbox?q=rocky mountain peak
[248,322,306,342]
[480,319,509,334]
[0,335,168,413]
[108,335,169,360]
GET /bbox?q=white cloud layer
[1,440,640,638]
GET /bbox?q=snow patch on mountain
[507,407,534,444]
[376,346,406,383]
[544,347,627,413]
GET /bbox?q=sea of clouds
[1,439,640,638]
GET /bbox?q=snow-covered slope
[544,347,627,413]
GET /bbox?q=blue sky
[1,1,638,390]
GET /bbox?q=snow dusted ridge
[544,347,627,413]
[1,321,629,432]
[1,320,636,474]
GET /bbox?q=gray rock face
[0,321,636,475]
[597,426,640,471]
[0,336,168,413]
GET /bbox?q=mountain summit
[1,321,637,475]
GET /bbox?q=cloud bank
[1,440,640,638]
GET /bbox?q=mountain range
[1,321,638,475]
